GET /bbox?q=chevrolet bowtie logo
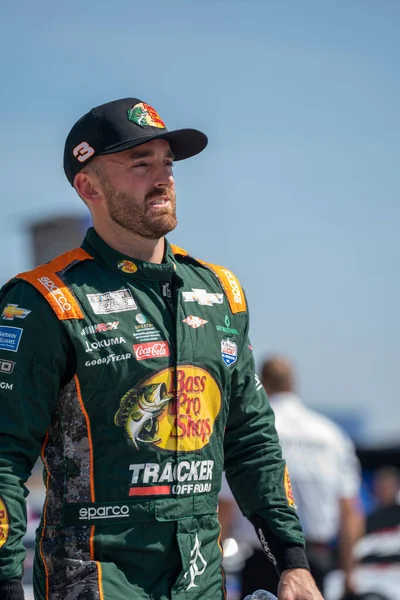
[182,289,223,306]
[2,304,31,321]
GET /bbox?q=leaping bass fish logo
[114,383,173,449]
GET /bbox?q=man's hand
[278,568,324,600]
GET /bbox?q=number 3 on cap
[73,141,95,162]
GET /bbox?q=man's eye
[133,162,147,168]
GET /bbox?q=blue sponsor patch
[0,326,23,352]
[221,338,238,366]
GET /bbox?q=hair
[260,356,294,394]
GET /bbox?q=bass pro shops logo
[114,366,222,452]
[0,497,9,550]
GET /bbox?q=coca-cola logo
[133,341,170,361]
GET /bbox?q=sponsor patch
[216,314,239,335]
[136,313,147,324]
[2,304,31,321]
[185,534,207,590]
[37,276,74,314]
[284,466,296,508]
[221,338,238,366]
[0,497,9,549]
[133,341,170,361]
[0,382,13,390]
[86,289,137,315]
[0,359,15,374]
[182,289,223,306]
[255,373,263,391]
[84,353,132,368]
[128,460,214,496]
[118,260,138,274]
[79,504,130,521]
[0,326,23,353]
[81,322,119,336]
[127,102,166,129]
[84,336,126,353]
[115,365,222,452]
[182,316,208,329]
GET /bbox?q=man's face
[95,139,177,240]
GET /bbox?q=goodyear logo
[115,366,222,452]
[0,497,9,549]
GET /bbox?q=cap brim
[99,128,208,161]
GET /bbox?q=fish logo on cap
[127,102,166,129]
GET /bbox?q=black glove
[0,578,25,600]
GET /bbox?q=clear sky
[1,0,399,444]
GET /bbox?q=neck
[93,220,165,264]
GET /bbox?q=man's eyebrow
[127,148,175,160]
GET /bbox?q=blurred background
[1,1,399,598]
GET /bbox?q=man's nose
[153,162,174,186]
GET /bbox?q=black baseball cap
[63,97,208,185]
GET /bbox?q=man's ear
[74,170,104,205]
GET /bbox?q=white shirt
[220,393,360,545]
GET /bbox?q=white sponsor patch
[184,534,207,589]
[182,289,223,306]
[0,359,15,374]
[84,353,132,367]
[86,289,137,315]
[0,382,13,390]
[79,505,129,520]
[84,336,126,353]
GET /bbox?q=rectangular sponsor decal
[86,289,137,315]
[0,326,23,353]
[133,341,170,361]
[0,359,15,374]
[128,460,214,496]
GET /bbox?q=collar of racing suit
[81,226,178,281]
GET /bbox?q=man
[220,356,362,598]
[0,98,322,600]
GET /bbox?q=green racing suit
[0,228,307,600]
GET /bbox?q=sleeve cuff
[274,545,310,574]
[0,579,25,600]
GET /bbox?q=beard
[101,180,178,240]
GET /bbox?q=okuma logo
[114,366,222,452]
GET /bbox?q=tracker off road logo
[114,366,221,452]
[127,102,166,129]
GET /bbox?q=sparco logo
[133,341,170,361]
[222,269,242,304]
[37,277,71,312]
[79,505,130,520]
[84,336,126,353]
[81,322,119,336]
[0,359,14,374]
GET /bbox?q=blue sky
[1,0,399,443]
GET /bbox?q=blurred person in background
[219,355,364,598]
[354,466,400,569]
[0,98,322,600]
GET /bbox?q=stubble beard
[103,181,178,240]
